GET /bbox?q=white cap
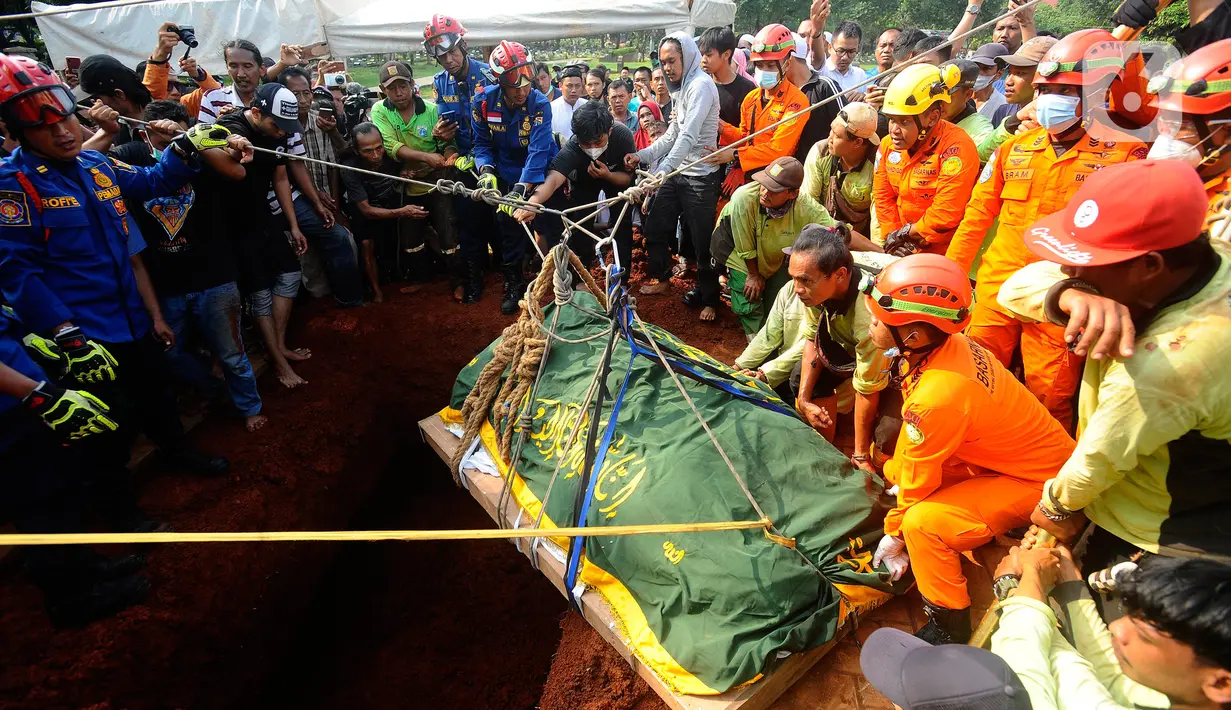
[824,31,833,43]
[739,33,755,46]
[792,32,809,60]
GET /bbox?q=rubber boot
[500,263,525,315]
[462,257,484,304]
[915,599,972,645]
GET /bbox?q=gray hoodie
[635,32,720,178]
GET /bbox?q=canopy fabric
[33,0,735,73]
[441,290,904,695]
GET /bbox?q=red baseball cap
[1024,160,1209,267]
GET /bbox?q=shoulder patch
[0,191,30,226]
[979,153,996,184]
[942,155,964,176]
[904,421,925,445]
[108,157,135,172]
[1130,146,1148,160]
[940,144,961,159]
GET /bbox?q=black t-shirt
[715,74,755,127]
[1178,1,1229,55]
[110,142,238,295]
[341,153,403,209]
[547,122,636,202]
[793,72,844,164]
[214,111,291,217]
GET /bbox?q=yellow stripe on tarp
[579,561,731,696]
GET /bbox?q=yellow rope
[0,519,770,546]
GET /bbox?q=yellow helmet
[882,63,962,117]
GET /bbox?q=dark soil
[0,255,745,709]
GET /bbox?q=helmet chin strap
[886,324,942,387]
[908,115,934,156]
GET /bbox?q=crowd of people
[0,1,1228,706]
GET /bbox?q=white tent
[33,0,735,72]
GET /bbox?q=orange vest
[872,120,979,252]
[882,334,1075,537]
[946,127,1144,312]
[718,78,808,173]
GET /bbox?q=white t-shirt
[978,91,1008,122]
[550,96,588,141]
[819,60,868,93]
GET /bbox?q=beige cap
[835,101,879,143]
[998,36,1059,68]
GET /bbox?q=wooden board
[419,414,855,710]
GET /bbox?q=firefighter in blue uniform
[0,306,159,626]
[472,40,558,315]
[425,14,499,304]
[0,51,232,479]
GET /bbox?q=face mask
[1035,93,1081,134]
[583,145,605,159]
[1147,133,1203,167]
[754,68,780,90]
[764,199,794,219]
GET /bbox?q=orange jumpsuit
[718,78,809,174]
[872,119,979,254]
[1207,168,1230,240]
[945,128,1143,429]
[883,334,1075,610]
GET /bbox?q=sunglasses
[2,84,77,129]
[499,64,534,89]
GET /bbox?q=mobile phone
[65,56,81,71]
[318,105,335,118]
[303,41,330,58]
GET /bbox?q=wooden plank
[419,414,856,710]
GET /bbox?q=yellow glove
[54,326,119,384]
[454,154,476,173]
[23,382,119,441]
[21,332,64,364]
[477,171,499,192]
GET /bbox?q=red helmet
[750,24,795,65]
[423,14,467,58]
[864,254,972,334]
[1147,38,1231,117]
[0,52,76,129]
[1035,29,1124,87]
[489,41,533,88]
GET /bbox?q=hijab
[634,100,663,150]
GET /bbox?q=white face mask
[583,145,605,159]
[1147,133,1203,167]
[754,68,780,90]
[1035,93,1081,134]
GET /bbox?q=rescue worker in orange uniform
[1143,37,1231,240]
[873,64,979,257]
[944,29,1144,430]
[865,254,1075,645]
[706,23,808,199]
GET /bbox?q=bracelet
[851,454,870,463]
[147,56,170,66]
[1043,277,1102,327]
[1036,501,1073,522]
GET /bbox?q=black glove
[22,381,119,441]
[1112,0,1158,29]
[54,326,119,384]
[883,224,921,257]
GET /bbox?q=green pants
[729,267,792,335]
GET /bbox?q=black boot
[500,263,525,315]
[462,257,484,304]
[915,600,972,645]
[165,448,230,476]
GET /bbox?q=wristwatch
[966,3,982,13]
[993,574,1020,601]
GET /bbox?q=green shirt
[820,251,896,395]
[800,140,875,235]
[722,183,834,278]
[370,96,455,196]
[957,110,999,165]
[734,286,819,387]
[998,246,1231,558]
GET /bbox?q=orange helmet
[423,15,467,58]
[0,52,76,129]
[1147,38,1231,117]
[489,40,533,87]
[1035,29,1125,87]
[750,24,795,65]
[864,254,972,334]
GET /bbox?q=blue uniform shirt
[0,147,197,344]
[0,308,50,452]
[433,57,492,157]
[471,84,558,186]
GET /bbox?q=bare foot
[282,347,312,362]
[372,290,385,304]
[399,284,424,294]
[277,366,307,389]
[699,306,716,322]
[245,414,269,432]
[453,285,465,302]
[640,281,670,295]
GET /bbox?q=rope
[0,519,772,546]
[1,0,162,21]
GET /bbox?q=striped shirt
[297,110,336,198]
[197,86,247,124]
[266,131,305,214]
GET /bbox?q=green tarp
[447,291,904,694]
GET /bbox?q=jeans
[247,270,302,318]
[162,282,263,417]
[291,195,363,307]
[644,172,721,306]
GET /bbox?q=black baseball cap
[860,628,1033,710]
[79,54,151,104]
[254,82,302,135]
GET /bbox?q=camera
[343,90,374,127]
[171,24,198,48]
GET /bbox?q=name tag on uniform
[1004,168,1034,181]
